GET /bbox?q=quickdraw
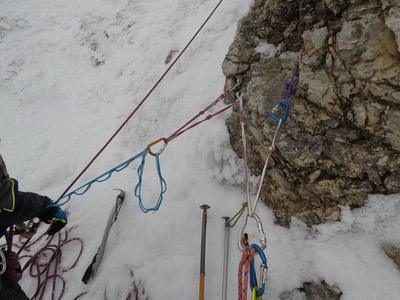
[237,62,298,251]
[236,62,298,299]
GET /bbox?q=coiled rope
[3,226,83,300]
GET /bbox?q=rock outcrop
[280,281,343,300]
[383,243,400,269]
[223,0,400,226]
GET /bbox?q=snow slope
[1,0,400,299]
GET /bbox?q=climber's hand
[39,205,68,235]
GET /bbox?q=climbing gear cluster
[2,0,299,296]
[232,62,298,300]
[3,1,240,299]
[55,85,239,214]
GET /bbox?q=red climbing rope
[59,0,227,199]
[238,245,256,300]
[5,226,84,300]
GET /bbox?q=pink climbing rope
[166,92,235,143]
[238,95,252,215]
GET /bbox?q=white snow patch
[255,42,281,58]
[1,0,400,299]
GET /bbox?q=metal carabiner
[0,247,6,275]
[271,100,289,124]
[259,263,268,293]
[238,213,267,251]
[253,213,267,250]
[251,243,268,297]
[146,137,168,156]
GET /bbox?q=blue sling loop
[56,148,167,213]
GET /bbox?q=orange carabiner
[146,138,168,156]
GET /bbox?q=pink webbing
[166,93,229,142]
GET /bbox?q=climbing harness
[82,190,125,284]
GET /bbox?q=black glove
[39,205,68,235]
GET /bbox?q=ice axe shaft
[82,190,125,284]
[199,204,210,300]
[221,217,230,300]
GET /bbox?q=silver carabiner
[0,247,6,275]
[260,263,268,287]
[253,213,267,250]
[237,213,267,251]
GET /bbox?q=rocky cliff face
[223,0,400,226]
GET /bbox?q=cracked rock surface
[223,0,400,226]
[280,281,343,300]
[383,243,400,269]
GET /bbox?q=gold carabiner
[146,137,168,156]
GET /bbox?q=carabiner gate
[238,213,267,251]
[253,213,267,250]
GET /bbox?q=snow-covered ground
[1,0,400,299]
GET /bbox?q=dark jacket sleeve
[0,154,9,180]
[0,178,51,228]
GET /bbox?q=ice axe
[199,204,210,300]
